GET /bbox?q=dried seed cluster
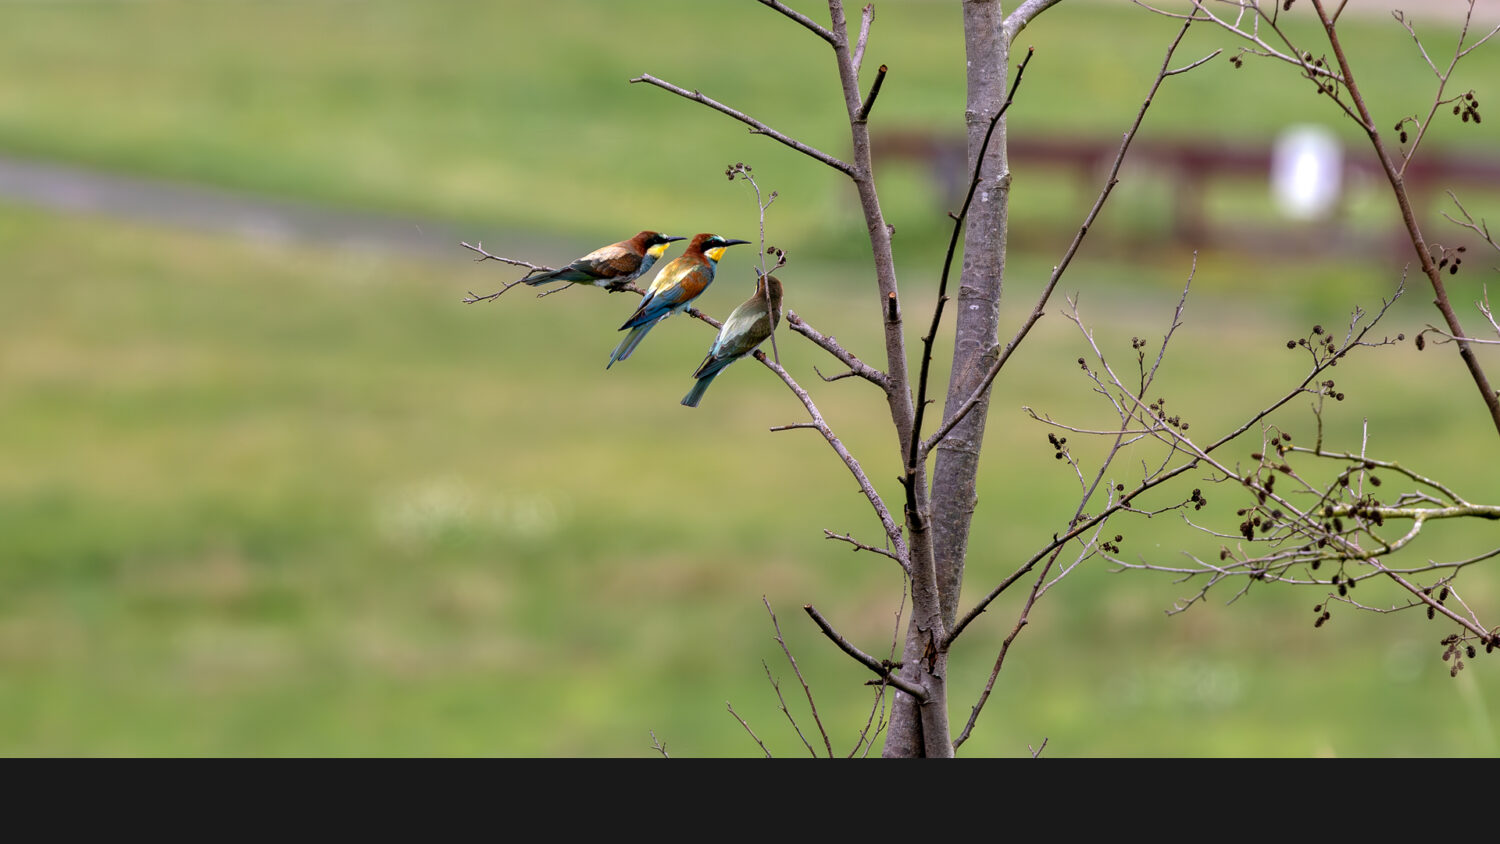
[1436,244,1467,277]
[1148,396,1189,431]
[1436,629,1498,677]
[1456,91,1482,125]
[1394,117,1414,145]
[1047,431,1069,461]
[1313,602,1331,627]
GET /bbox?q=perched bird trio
[522,230,780,407]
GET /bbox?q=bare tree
[467,0,1499,756]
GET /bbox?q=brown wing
[573,242,643,281]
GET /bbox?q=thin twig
[727,702,773,758]
[954,546,1055,748]
[761,661,818,757]
[949,282,1406,642]
[458,241,569,302]
[953,263,1194,744]
[756,351,910,573]
[824,530,904,562]
[787,311,890,388]
[764,596,834,757]
[1443,192,1500,254]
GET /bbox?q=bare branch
[630,74,854,176]
[1443,192,1500,254]
[1391,2,1496,176]
[786,311,890,388]
[762,599,834,758]
[813,366,859,383]
[804,604,927,700]
[1166,48,1222,76]
[954,543,1055,749]
[950,282,1407,643]
[1003,0,1067,40]
[850,684,888,758]
[1417,325,1500,347]
[756,351,909,572]
[1365,559,1495,642]
[857,64,888,122]
[851,3,874,73]
[824,529,904,563]
[956,265,1197,739]
[726,702,773,758]
[756,0,837,45]
[1305,0,1500,435]
[763,596,832,757]
[458,241,566,302]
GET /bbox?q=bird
[607,233,750,368]
[681,273,783,408]
[520,231,685,291]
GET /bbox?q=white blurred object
[1271,125,1343,220]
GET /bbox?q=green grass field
[1,0,1498,756]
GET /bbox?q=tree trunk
[882,0,1014,758]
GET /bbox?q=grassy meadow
[1,0,1498,756]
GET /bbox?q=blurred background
[2,0,1498,756]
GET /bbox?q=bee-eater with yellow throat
[607,233,749,368]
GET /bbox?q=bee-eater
[521,231,685,291]
[681,273,783,408]
[607,233,750,368]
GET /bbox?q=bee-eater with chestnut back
[521,230,684,291]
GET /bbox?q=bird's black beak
[663,235,686,243]
[722,239,751,247]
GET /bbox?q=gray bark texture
[882,0,1060,758]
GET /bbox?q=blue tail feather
[681,372,720,407]
[607,321,656,369]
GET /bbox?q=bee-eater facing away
[607,233,750,368]
[681,273,783,408]
[521,231,685,291]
